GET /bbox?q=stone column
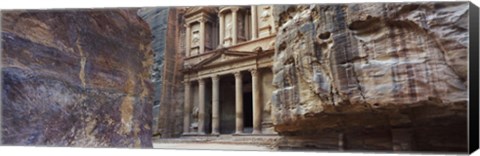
[234,72,244,134]
[183,81,191,134]
[231,8,239,45]
[185,24,191,57]
[219,14,225,47]
[251,6,258,40]
[251,69,262,134]
[198,78,206,134]
[211,75,220,135]
[199,19,206,54]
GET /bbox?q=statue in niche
[264,100,271,113]
[260,6,270,22]
[260,10,270,22]
[191,31,200,47]
[225,22,232,38]
[191,106,199,130]
[237,15,243,37]
[225,13,233,39]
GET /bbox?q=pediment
[192,50,256,69]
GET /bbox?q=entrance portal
[219,75,235,134]
[243,92,253,133]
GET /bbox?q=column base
[183,132,222,137]
[233,133,277,136]
[252,130,262,135]
[234,131,244,135]
[182,132,192,136]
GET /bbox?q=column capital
[249,69,258,75]
[184,80,191,85]
[231,7,240,13]
[198,18,207,23]
[234,71,242,78]
[198,78,205,84]
[211,75,220,81]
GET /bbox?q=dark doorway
[243,91,253,133]
[219,76,236,134]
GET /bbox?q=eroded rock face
[272,3,468,151]
[137,8,185,138]
[1,9,154,147]
[137,7,169,136]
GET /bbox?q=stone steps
[154,135,281,146]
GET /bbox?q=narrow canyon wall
[1,9,154,147]
[271,2,469,152]
[141,8,186,138]
[158,8,187,138]
[137,7,169,136]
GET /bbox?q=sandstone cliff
[138,8,186,138]
[272,2,469,151]
[137,7,169,136]
[1,9,154,147]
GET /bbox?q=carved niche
[190,23,200,55]
[220,7,249,47]
[184,7,217,56]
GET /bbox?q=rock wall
[145,8,185,138]
[271,2,469,152]
[1,9,154,147]
[137,7,169,136]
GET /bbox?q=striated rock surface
[137,7,169,135]
[272,2,469,152]
[139,8,186,138]
[1,9,154,147]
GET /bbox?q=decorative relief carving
[260,11,270,22]
[190,24,200,47]
[191,106,199,128]
[225,14,232,37]
[192,31,200,46]
[237,14,244,38]
[260,6,270,22]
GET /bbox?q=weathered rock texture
[137,7,169,135]
[271,2,469,152]
[143,8,186,138]
[1,9,154,147]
